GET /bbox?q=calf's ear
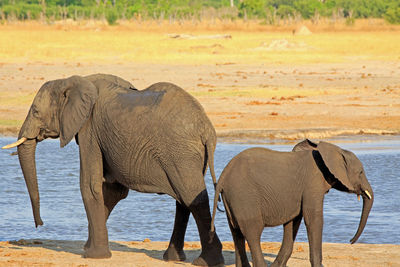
[316,141,355,191]
[292,139,317,152]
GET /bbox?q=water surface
[0,137,399,244]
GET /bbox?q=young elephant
[210,140,373,267]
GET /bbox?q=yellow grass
[0,119,22,127]
[0,20,399,65]
[0,91,36,106]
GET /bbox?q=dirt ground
[1,22,400,141]
[0,239,399,267]
[1,60,400,141]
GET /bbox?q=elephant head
[3,76,98,227]
[316,141,373,244]
[294,140,374,244]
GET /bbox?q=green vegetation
[0,0,399,25]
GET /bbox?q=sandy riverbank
[1,60,400,142]
[0,239,399,266]
[1,22,400,140]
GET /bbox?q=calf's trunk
[350,186,373,244]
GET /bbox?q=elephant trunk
[17,138,43,228]
[350,185,373,244]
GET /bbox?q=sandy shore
[1,61,400,142]
[0,239,399,267]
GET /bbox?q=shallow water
[0,137,399,244]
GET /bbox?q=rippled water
[0,137,399,244]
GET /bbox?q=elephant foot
[163,245,186,261]
[192,250,224,267]
[271,260,290,267]
[83,246,112,259]
[270,261,283,267]
[83,240,90,251]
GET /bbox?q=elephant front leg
[163,201,190,262]
[79,136,111,259]
[81,188,111,258]
[303,200,324,267]
[84,181,129,251]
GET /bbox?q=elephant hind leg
[163,163,224,266]
[163,201,190,262]
[189,190,224,266]
[240,219,266,267]
[272,214,302,267]
[228,221,251,267]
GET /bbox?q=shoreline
[2,126,400,145]
[216,128,400,144]
[1,61,399,144]
[1,239,399,266]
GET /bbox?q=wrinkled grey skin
[210,139,373,267]
[15,74,224,265]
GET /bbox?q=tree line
[1,0,399,25]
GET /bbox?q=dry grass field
[1,19,400,64]
[0,19,400,141]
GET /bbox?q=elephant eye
[32,108,40,118]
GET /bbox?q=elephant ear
[316,141,355,191]
[292,139,318,152]
[59,76,98,148]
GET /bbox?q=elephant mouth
[36,129,59,142]
[2,129,60,149]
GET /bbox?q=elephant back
[146,82,215,138]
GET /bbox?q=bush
[0,0,399,23]
[345,16,355,25]
[1,4,43,20]
[106,8,118,25]
[293,0,323,19]
[384,5,400,24]
[276,4,295,18]
[238,0,266,18]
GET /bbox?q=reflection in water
[0,137,399,244]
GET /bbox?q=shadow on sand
[9,239,279,265]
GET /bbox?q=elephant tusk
[2,137,27,149]
[364,190,372,200]
[358,195,360,201]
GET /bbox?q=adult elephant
[3,74,224,266]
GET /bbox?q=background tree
[0,0,399,24]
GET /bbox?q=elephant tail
[210,180,223,238]
[206,138,217,189]
[205,128,221,240]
